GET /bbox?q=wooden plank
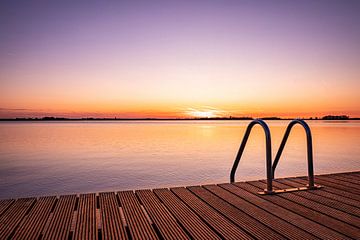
[12,196,56,240]
[323,171,360,177]
[74,193,97,240]
[255,181,360,227]
[0,199,14,216]
[280,178,360,208]
[272,179,360,216]
[153,188,221,240]
[42,195,77,240]
[0,171,359,240]
[324,171,360,178]
[220,182,350,239]
[205,184,318,239]
[322,174,360,189]
[312,176,360,194]
[296,177,360,201]
[335,173,360,182]
[0,198,35,239]
[99,192,127,240]
[261,183,360,228]
[330,174,360,184]
[319,175,360,190]
[246,181,358,239]
[118,190,158,240]
[342,173,360,181]
[340,171,360,177]
[188,185,285,240]
[136,189,188,240]
[171,187,252,240]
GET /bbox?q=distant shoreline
[0,116,358,121]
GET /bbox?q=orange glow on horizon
[0,100,358,119]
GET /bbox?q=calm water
[0,120,359,199]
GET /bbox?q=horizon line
[0,115,356,121]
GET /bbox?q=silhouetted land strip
[0,171,359,239]
[0,115,358,121]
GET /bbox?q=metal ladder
[230,119,322,195]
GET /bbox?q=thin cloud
[0,108,28,111]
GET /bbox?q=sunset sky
[1,1,359,118]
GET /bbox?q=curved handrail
[272,119,315,188]
[230,119,274,194]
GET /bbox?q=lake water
[0,120,359,199]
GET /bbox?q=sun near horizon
[1,1,360,119]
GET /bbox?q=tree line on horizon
[0,115,355,121]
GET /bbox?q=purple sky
[1,1,360,118]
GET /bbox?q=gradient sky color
[1,1,360,118]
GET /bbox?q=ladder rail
[271,119,315,188]
[230,119,274,194]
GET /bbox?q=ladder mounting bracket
[258,184,322,195]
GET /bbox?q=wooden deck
[0,171,360,239]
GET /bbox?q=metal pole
[230,119,273,193]
[272,119,315,188]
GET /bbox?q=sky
[1,0,360,118]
